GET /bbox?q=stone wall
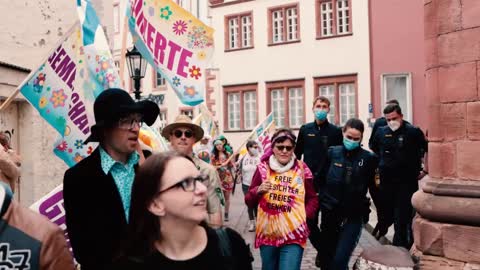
[413,0,480,268]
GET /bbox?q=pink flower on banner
[56,141,68,152]
[189,66,201,80]
[173,20,188,35]
[50,89,67,108]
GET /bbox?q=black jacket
[295,120,343,190]
[368,117,411,150]
[370,122,427,180]
[63,148,134,270]
[320,146,378,220]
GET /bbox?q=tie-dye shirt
[254,160,314,248]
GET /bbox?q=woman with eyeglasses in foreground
[317,118,378,270]
[114,152,252,270]
[245,128,318,270]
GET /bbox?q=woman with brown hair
[114,152,252,270]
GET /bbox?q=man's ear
[148,198,166,217]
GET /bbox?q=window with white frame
[243,91,257,129]
[315,75,357,126]
[228,17,239,49]
[382,73,412,122]
[320,1,333,36]
[228,93,241,130]
[155,71,166,87]
[272,10,284,43]
[288,87,304,128]
[319,84,336,124]
[180,108,194,119]
[339,83,355,125]
[268,81,304,128]
[242,15,252,47]
[269,4,299,44]
[271,89,286,127]
[226,13,253,50]
[286,7,298,42]
[317,0,352,38]
[158,110,168,131]
[224,85,258,130]
[113,4,120,33]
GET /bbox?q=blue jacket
[320,146,378,220]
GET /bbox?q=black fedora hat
[85,88,160,143]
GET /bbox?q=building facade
[208,0,372,148]
[369,0,426,129]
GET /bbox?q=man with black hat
[63,88,159,270]
[162,115,223,227]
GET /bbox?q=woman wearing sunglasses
[245,129,318,270]
[211,139,235,222]
[115,152,252,270]
[317,118,378,270]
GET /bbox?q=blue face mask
[314,109,328,121]
[343,137,360,151]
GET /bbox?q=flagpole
[0,23,79,112]
[223,112,273,164]
[119,4,129,88]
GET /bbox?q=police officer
[318,118,378,270]
[294,96,342,266]
[371,104,427,248]
[368,100,411,239]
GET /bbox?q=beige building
[0,0,114,206]
[208,0,372,148]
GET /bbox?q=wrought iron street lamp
[125,46,147,100]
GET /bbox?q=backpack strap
[215,227,234,270]
[0,181,12,217]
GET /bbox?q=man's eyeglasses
[173,129,194,139]
[275,145,294,152]
[158,175,208,194]
[118,115,143,130]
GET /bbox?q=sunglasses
[173,129,194,139]
[158,175,208,194]
[275,145,294,152]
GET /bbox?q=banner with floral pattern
[128,0,214,106]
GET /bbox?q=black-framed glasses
[275,145,294,152]
[158,175,208,194]
[117,114,143,130]
[173,129,194,139]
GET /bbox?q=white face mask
[249,148,259,156]
[388,120,401,132]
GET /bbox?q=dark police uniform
[370,122,427,248]
[294,119,342,252]
[318,145,378,270]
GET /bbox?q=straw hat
[161,115,204,142]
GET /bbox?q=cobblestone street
[225,186,382,270]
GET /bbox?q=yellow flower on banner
[197,51,207,60]
[39,96,48,109]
